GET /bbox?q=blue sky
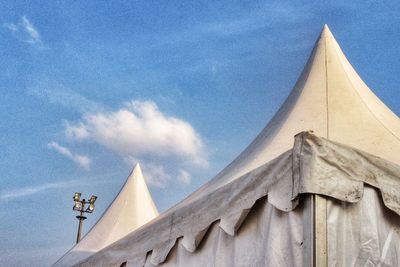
[1,1,400,266]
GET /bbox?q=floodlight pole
[76,199,87,244]
[72,193,97,244]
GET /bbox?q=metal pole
[313,195,327,267]
[76,200,87,244]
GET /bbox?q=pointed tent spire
[53,163,159,266]
[191,25,400,197]
[321,24,333,38]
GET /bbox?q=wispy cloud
[147,2,310,50]
[3,23,18,32]
[27,81,103,114]
[200,14,272,37]
[3,16,43,46]
[141,163,171,188]
[66,100,208,167]
[177,169,191,185]
[0,181,78,201]
[20,16,41,45]
[47,142,91,170]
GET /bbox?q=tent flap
[294,131,400,215]
[219,208,251,236]
[150,239,177,266]
[181,226,210,253]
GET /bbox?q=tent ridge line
[324,30,330,140]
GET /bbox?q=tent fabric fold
[75,132,400,267]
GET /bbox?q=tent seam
[325,32,330,139]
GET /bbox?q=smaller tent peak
[53,161,159,267]
[128,162,143,180]
[320,24,333,39]
[133,162,141,171]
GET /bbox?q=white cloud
[35,90,208,186]
[20,16,41,45]
[124,157,193,187]
[177,169,191,185]
[47,141,91,170]
[124,156,171,188]
[66,100,208,167]
[65,122,90,139]
[0,181,78,201]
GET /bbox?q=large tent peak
[187,26,400,199]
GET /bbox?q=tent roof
[75,25,400,267]
[53,163,159,267]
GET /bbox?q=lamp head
[89,195,97,204]
[73,201,82,211]
[86,203,95,213]
[73,192,81,202]
[86,195,97,213]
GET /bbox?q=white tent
[54,163,159,267]
[74,25,400,267]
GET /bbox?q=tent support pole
[313,194,327,267]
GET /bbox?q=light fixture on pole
[72,192,97,244]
